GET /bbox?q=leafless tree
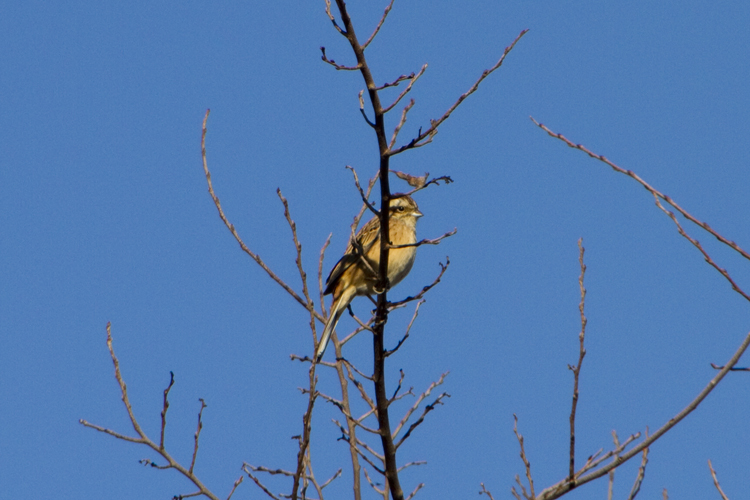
[80,3,746,500]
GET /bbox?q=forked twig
[80,324,223,500]
[389,29,529,156]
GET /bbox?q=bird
[315,194,422,362]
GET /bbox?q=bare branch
[568,239,588,482]
[513,414,535,500]
[359,90,376,128]
[479,483,496,500]
[189,399,206,475]
[226,476,244,500]
[389,258,451,308]
[80,324,222,500]
[320,46,362,70]
[388,99,415,150]
[201,110,323,322]
[393,372,449,444]
[652,195,750,302]
[323,0,345,35]
[160,371,175,450]
[389,228,457,249]
[710,362,750,371]
[243,465,283,500]
[708,460,731,500]
[362,0,396,49]
[319,234,333,317]
[389,29,529,156]
[531,119,750,290]
[405,483,425,500]
[625,441,649,500]
[376,73,416,91]
[383,64,428,114]
[385,300,424,357]
[537,328,750,500]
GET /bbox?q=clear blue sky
[2,1,749,499]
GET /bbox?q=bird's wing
[323,216,381,296]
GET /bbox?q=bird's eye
[397,206,405,212]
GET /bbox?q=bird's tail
[316,290,354,362]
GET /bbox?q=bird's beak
[414,210,423,218]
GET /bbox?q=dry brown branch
[710,362,750,371]
[292,363,318,500]
[404,483,425,500]
[535,327,750,500]
[363,467,386,495]
[388,258,450,308]
[394,391,449,449]
[388,99,416,150]
[319,234,333,317]
[512,414,535,500]
[652,195,750,302]
[568,239,588,483]
[320,46,362,70]
[393,372,449,445]
[160,371,175,450]
[243,465,282,500]
[383,64,427,114]
[323,0,345,34]
[608,431,620,500]
[389,29,528,156]
[226,476,244,500]
[389,228,457,249]
[189,399,207,474]
[708,460,731,500]
[531,118,750,299]
[385,300,424,357]
[663,488,668,500]
[376,73,416,91]
[331,336,363,500]
[527,119,750,499]
[346,165,380,218]
[362,0,396,49]
[479,483,496,500]
[79,324,224,500]
[625,441,649,500]
[201,110,324,323]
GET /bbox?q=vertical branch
[333,338,363,500]
[330,1,402,498]
[568,239,588,483]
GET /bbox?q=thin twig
[385,300,425,357]
[708,460,731,500]
[389,228,457,249]
[625,438,649,500]
[383,64,428,114]
[189,399,206,474]
[513,414,535,499]
[320,46,362,70]
[710,362,750,371]
[389,258,450,308]
[568,239,588,483]
[393,372,448,438]
[362,0,396,49]
[79,324,222,500]
[531,118,750,299]
[201,110,323,322]
[160,372,175,450]
[389,29,529,156]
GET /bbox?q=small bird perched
[315,195,422,362]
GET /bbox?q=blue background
[2,1,749,499]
